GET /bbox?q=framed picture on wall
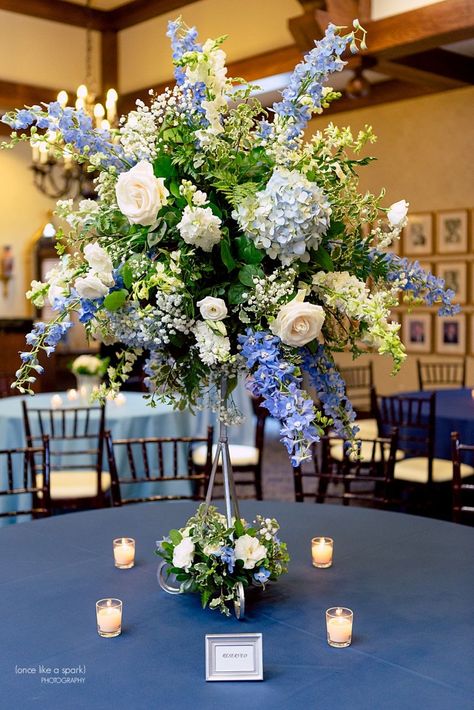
[417,261,432,275]
[436,261,468,304]
[402,214,433,256]
[403,313,432,353]
[436,210,469,254]
[436,314,466,355]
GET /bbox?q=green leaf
[169,529,183,545]
[313,246,334,272]
[234,517,245,537]
[238,264,263,287]
[208,202,223,218]
[201,589,212,609]
[121,263,134,290]
[235,236,264,264]
[169,180,181,199]
[228,283,247,305]
[220,239,237,272]
[103,289,128,312]
[153,154,176,179]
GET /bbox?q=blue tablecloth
[0,390,255,521]
[401,388,474,459]
[0,501,472,710]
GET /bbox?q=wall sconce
[0,245,14,297]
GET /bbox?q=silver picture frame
[205,633,263,681]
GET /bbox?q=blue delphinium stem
[238,330,322,467]
[382,253,461,316]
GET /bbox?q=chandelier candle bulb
[326,607,353,648]
[312,537,333,568]
[96,599,122,637]
[113,538,135,569]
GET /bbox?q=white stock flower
[387,200,409,227]
[234,534,267,570]
[172,537,195,571]
[74,274,110,300]
[197,296,227,321]
[270,290,325,347]
[177,206,222,252]
[84,243,113,274]
[193,321,230,365]
[115,160,169,226]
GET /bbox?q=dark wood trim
[0,0,109,30]
[109,0,200,31]
[101,29,119,93]
[381,49,474,88]
[0,79,67,109]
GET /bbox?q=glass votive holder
[311,537,333,568]
[50,394,62,409]
[96,598,122,638]
[66,388,78,401]
[326,607,353,648]
[113,537,135,569]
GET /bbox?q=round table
[401,388,474,459]
[0,501,472,710]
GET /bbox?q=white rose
[84,243,113,274]
[234,534,267,570]
[74,274,110,300]
[172,537,195,571]
[387,199,409,227]
[115,160,169,226]
[270,290,325,346]
[197,296,227,321]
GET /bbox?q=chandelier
[30,0,118,199]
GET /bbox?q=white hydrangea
[177,206,222,252]
[193,321,230,365]
[232,167,331,266]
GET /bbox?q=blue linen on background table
[0,501,472,710]
[0,390,255,523]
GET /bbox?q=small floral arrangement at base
[70,354,109,377]
[156,504,290,616]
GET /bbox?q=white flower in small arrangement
[197,296,227,321]
[71,354,108,377]
[84,243,113,275]
[172,537,195,571]
[74,274,110,300]
[234,534,267,570]
[116,159,169,226]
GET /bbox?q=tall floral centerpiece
[2,19,458,615]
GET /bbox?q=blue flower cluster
[167,19,201,85]
[383,254,461,316]
[273,24,353,139]
[253,567,271,585]
[2,102,124,169]
[219,546,236,574]
[301,345,358,441]
[26,318,72,350]
[238,330,321,467]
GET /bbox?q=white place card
[205,633,263,681]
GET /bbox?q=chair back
[105,427,213,506]
[417,359,466,390]
[22,401,106,497]
[0,439,51,520]
[339,362,374,416]
[372,389,436,483]
[0,372,14,398]
[450,432,474,524]
[250,396,270,455]
[293,429,399,509]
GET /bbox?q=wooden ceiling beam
[0,80,67,110]
[101,29,119,93]
[0,0,109,30]
[383,49,474,88]
[109,0,200,31]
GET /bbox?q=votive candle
[50,394,62,409]
[113,538,135,569]
[67,388,79,401]
[114,393,126,407]
[96,598,122,637]
[311,537,333,568]
[326,607,353,648]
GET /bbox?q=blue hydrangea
[253,567,271,585]
[232,167,331,266]
[239,330,321,466]
[301,345,358,441]
[382,253,461,316]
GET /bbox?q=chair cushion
[37,470,111,500]
[395,458,474,484]
[192,444,259,468]
[330,440,405,463]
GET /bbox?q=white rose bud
[115,160,169,226]
[387,199,409,227]
[270,290,325,347]
[74,274,110,300]
[197,296,228,321]
[84,243,113,274]
[172,537,195,571]
[234,534,267,570]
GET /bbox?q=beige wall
[309,86,474,393]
